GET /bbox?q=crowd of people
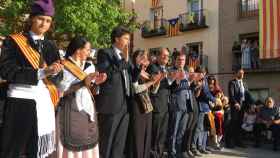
[0,1,280,158]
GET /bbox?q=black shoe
[190,149,202,157]
[254,143,260,148]
[198,149,211,154]
[167,152,176,158]
[273,145,278,151]
[182,152,191,158]
[212,146,223,151]
[187,150,195,157]
[206,147,214,152]
[182,150,195,158]
[236,143,247,148]
[225,144,235,149]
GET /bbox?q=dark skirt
[127,97,152,158]
[59,94,98,151]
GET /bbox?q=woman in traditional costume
[57,36,107,158]
[0,0,63,157]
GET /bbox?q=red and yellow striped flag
[168,18,179,37]
[188,58,200,70]
[151,0,160,8]
[259,0,280,59]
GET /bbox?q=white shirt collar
[113,45,122,60]
[237,79,242,82]
[29,31,45,41]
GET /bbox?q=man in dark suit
[167,53,192,158]
[95,26,131,158]
[148,48,173,158]
[227,68,254,148]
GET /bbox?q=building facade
[125,0,280,103]
[218,0,280,103]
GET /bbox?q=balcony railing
[178,9,208,32]
[141,18,168,38]
[232,47,280,72]
[238,0,259,18]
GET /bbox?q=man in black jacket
[148,48,173,158]
[227,68,254,148]
[95,26,131,158]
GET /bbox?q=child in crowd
[213,91,229,144]
[242,106,257,132]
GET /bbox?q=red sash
[61,59,95,97]
[10,34,60,107]
[61,59,88,81]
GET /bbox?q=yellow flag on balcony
[152,0,160,8]
[168,18,179,37]
[259,0,280,59]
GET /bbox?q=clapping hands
[168,71,186,81]
[84,72,99,87]
[44,60,64,77]
[151,73,163,84]
[95,73,107,85]
[84,72,107,87]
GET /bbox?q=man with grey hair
[148,48,174,158]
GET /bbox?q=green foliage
[0,0,137,48]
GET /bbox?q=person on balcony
[251,40,260,69]
[241,39,252,69]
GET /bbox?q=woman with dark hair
[57,36,107,158]
[128,49,162,158]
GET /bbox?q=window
[239,32,259,42]
[186,42,203,56]
[241,0,258,11]
[249,88,270,103]
[188,0,202,12]
[239,0,258,18]
[185,42,206,69]
[149,47,162,56]
[149,7,163,30]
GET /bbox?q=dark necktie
[160,66,166,73]
[35,40,44,68]
[35,40,43,53]
[120,53,130,96]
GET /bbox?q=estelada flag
[151,0,160,8]
[259,0,280,59]
[168,18,179,37]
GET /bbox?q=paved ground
[202,145,280,158]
